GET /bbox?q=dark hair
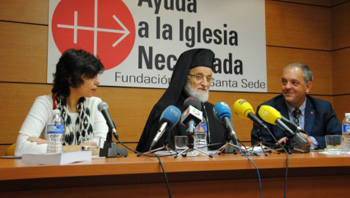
[52,49,104,97]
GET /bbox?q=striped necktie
[293,109,301,126]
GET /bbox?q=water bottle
[194,117,208,152]
[342,113,350,153]
[46,109,64,153]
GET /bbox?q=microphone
[98,101,128,157]
[258,105,295,136]
[98,102,119,139]
[150,105,181,149]
[281,116,307,134]
[232,99,268,130]
[258,105,309,150]
[180,97,203,134]
[280,116,310,150]
[213,102,237,141]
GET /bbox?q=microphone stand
[251,126,278,156]
[177,131,213,158]
[276,138,302,154]
[142,131,177,156]
[100,122,128,157]
[276,138,293,154]
[211,134,240,155]
[275,133,310,154]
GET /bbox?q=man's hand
[298,132,313,146]
[277,137,287,145]
[276,133,312,147]
[27,137,48,144]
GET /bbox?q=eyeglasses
[188,74,215,82]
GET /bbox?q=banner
[48,0,267,92]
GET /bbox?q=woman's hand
[27,137,48,144]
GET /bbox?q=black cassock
[136,49,227,152]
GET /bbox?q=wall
[0,0,349,155]
[331,0,350,123]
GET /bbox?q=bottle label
[194,122,208,152]
[343,124,350,133]
[47,124,64,134]
[195,123,207,134]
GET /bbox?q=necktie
[293,109,301,126]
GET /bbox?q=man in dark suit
[251,62,341,149]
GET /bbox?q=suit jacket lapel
[277,97,289,119]
[304,97,315,135]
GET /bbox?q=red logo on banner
[52,0,135,70]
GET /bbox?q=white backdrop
[48,0,267,92]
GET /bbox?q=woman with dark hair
[15,49,108,156]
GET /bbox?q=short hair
[52,49,104,97]
[283,62,313,83]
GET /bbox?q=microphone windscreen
[232,99,255,119]
[183,97,202,110]
[159,105,181,129]
[98,102,109,111]
[213,102,232,122]
[258,105,282,125]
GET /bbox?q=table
[1,151,349,198]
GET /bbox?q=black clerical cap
[189,49,214,69]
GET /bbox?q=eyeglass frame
[188,74,215,82]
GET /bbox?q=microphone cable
[154,154,172,198]
[212,101,262,197]
[262,127,289,198]
[238,139,255,154]
[233,137,263,198]
[111,130,172,198]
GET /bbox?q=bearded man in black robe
[136,48,227,152]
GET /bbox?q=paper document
[22,151,92,165]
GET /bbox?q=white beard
[184,82,209,103]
